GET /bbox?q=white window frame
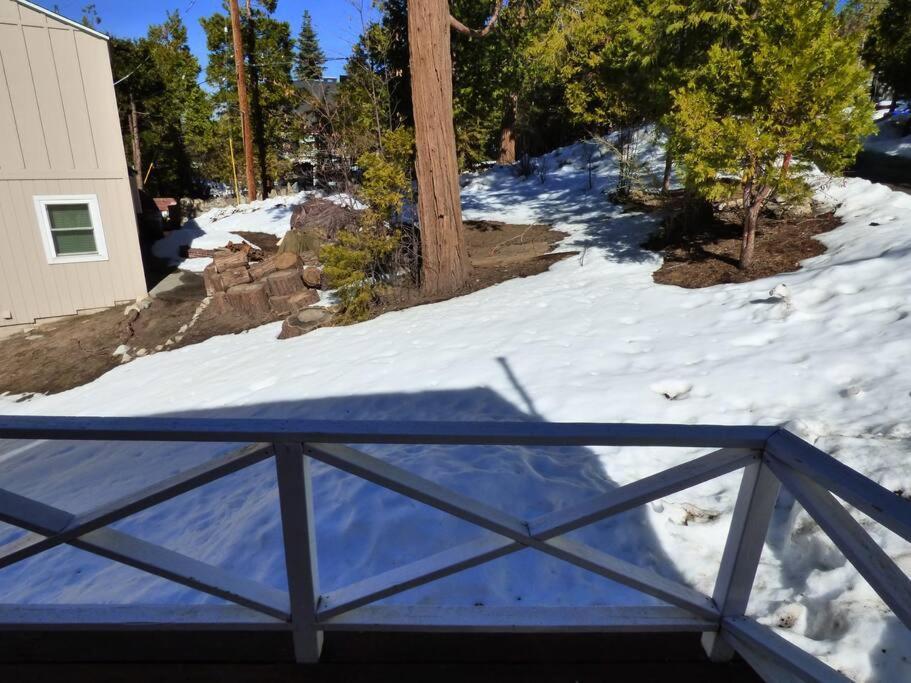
[33,194,109,265]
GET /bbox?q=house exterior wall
[0,0,147,334]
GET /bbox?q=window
[34,195,108,264]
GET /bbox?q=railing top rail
[0,416,779,449]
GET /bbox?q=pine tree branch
[449,0,506,38]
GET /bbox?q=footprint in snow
[650,380,693,401]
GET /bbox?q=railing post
[275,442,323,662]
[702,458,780,661]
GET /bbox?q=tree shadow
[0,385,690,610]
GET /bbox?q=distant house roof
[15,0,109,41]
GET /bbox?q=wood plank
[768,460,911,629]
[0,489,290,620]
[703,462,780,661]
[70,527,291,621]
[532,448,756,539]
[306,442,717,621]
[274,443,323,662]
[540,536,719,621]
[22,24,73,170]
[0,416,779,448]
[766,430,911,544]
[0,443,274,569]
[0,604,290,631]
[304,442,530,540]
[722,616,852,683]
[320,604,715,632]
[319,533,516,619]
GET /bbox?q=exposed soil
[372,220,570,314]
[640,194,841,288]
[0,221,568,397]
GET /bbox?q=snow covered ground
[1,138,910,681]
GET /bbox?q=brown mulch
[0,221,568,397]
[644,207,840,288]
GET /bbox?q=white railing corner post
[702,457,781,662]
[275,441,324,663]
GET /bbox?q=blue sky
[46,0,377,79]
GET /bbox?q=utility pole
[129,93,143,191]
[229,0,256,202]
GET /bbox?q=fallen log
[263,270,305,297]
[213,250,249,273]
[274,252,300,271]
[279,307,331,339]
[202,264,223,296]
[288,289,319,314]
[269,295,292,315]
[226,283,270,317]
[301,265,323,289]
[248,256,278,281]
[219,266,252,289]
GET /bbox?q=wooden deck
[0,631,761,681]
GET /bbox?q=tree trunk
[228,0,256,203]
[498,93,517,165]
[661,151,672,194]
[129,94,143,190]
[740,206,759,270]
[246,16,269,199]
[408,0,470,298]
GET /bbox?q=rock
[123,304,140,318]
[178,324,189,335]
[136,348,148,357]
[155,345,164,352]
[137,297,153,310]
[112,344,129,357]
[119,354,132,364]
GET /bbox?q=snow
[2,137,910,681]
[152,192,362,272]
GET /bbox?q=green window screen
[46,203,97,255]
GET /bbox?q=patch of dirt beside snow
[645,209,841,288]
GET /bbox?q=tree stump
[263,270,305,297]
[219,266,252,289]
[226,283,270,316]
[288,289,319,314]
[278,307,331,339]
[203,264,223,296]
[269,295,292,315]
[301,265,323,289]
[274,252,300,271]
[248,256,278,281]
[213,250,248,273]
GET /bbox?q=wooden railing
[0,417,908,681]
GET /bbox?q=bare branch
[449,0,506,38]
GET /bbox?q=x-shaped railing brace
[0,441,756,627]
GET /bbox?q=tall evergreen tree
[294,10,326,81]
[864,0,911,108]
[111,11,214,198]
[201,1,296,196]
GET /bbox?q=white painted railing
[0,417,908,681]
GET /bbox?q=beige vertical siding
[0,0,146,331]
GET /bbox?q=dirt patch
[644,206,840,288]
[371,220,570,314]
[0,221,568,397]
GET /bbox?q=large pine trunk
[408,0,470,297]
